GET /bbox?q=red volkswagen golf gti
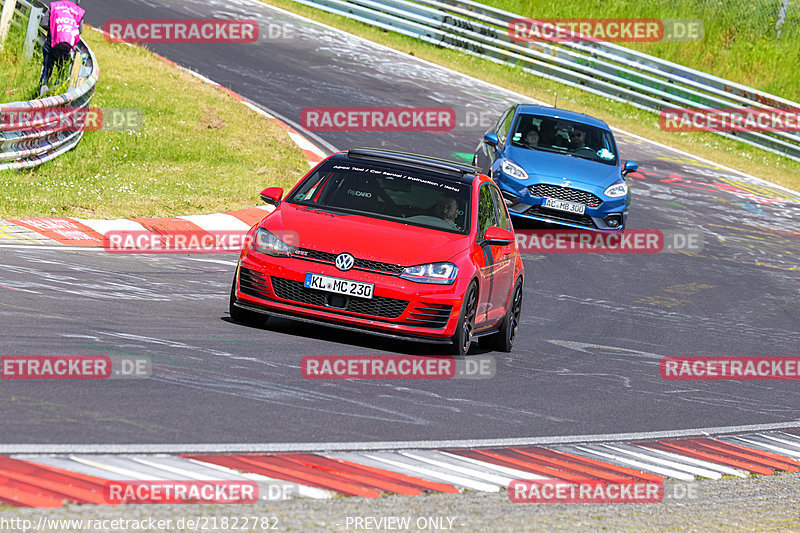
[229,149,524,355]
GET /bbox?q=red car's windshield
[287,160,472,234]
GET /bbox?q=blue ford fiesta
[474,104,638,231]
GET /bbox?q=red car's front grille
[405,304,453,329]
[239,267,272,299]
[269,277,409,319]
[291,248,405,275]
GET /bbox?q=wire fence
[693,0,797,38]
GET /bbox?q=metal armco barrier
[293,0,800,162]
[0,0,99,171]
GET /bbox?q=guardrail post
[0,0,19,50]
[68,51,82,89]
[775,0,789,38]
[23,5,42,59]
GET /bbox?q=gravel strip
[1,474,799,532]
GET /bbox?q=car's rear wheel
[479,278,523,352]
[450,281,477,356]
[229,271,266,326]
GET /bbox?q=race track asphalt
[0,0,797,445]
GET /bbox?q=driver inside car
[435,195,460,229]
[567,126,588,149]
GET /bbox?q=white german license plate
[543,197,586,214]
[304,273,374,299]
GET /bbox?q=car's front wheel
[229,272,266,326]
[450,281,477,356]
[479,278,522,352]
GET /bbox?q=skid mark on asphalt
[0,396,174,438]
[536,290,799,347]
[545,341,800,417]
[64,328,571,427]
[546,341,664,360]
[156,374,434,426]
[384,385,575,425]
[635,283,715,308]
[0,254,235,302]
[74,333,447,425]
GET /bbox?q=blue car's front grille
[524,205,597,228]
[528,184,603,207]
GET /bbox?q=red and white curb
[1,428,799,507]
[0,206,276,248]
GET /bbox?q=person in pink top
[39,0,85,94]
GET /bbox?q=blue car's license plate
[543,197,586,214]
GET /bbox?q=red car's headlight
[400,262,458,285]
[250,228,294,257]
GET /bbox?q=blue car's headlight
[251,228,293,256]
[604,181,629,198]
[400,262,458,284]
[501,160,529,181]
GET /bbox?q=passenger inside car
[538,118,564,147]
[523,128,540,147]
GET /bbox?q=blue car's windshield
[287,160,472,234]
[510,114,619,165]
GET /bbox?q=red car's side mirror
[260,187,284,206]
[482,226,514,246]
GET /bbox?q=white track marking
[631,445,747,477]
[178,213,251,231]
[399,451,516,486]
[569,445,695,481]
[2,421,797,454]
[601,444,722,479]
[438,451,548,480]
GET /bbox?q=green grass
[259,0,800,193]
[0,21,42,103]
[0,29,310,219]
[482,0,800,102]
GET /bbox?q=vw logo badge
[335,253,355,271]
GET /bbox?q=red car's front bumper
[233,251,467,343]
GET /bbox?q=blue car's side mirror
[622,160,638,176]
[483,133,500,147]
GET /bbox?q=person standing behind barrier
[39,0,85,94]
